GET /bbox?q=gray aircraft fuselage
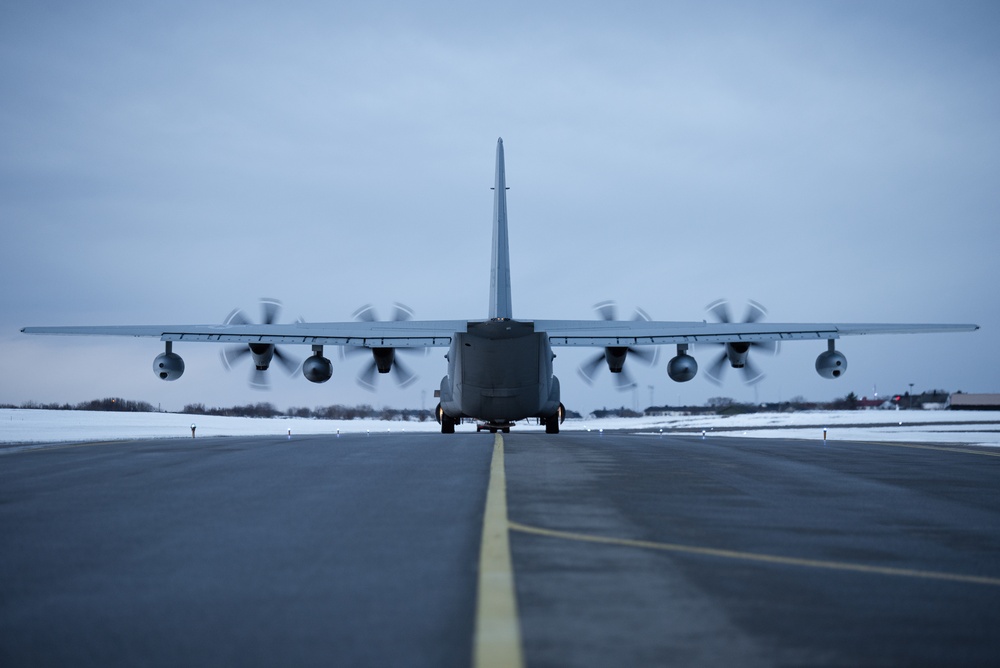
[434,138,563,429]
[439,320,560,423]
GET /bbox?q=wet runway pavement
[0,434,493,667]
[2,430,999,666]
[505,432,1000,667]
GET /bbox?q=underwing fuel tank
[446,320,559,422]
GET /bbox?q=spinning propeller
[578,300,658,390]
[221,298,302,389]
[704,299,779,385]
[342,303,421,390]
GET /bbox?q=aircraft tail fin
[489,137,513,320]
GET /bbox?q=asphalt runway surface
[2,430,999,667]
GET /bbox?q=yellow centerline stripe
[473,433,525,668]
[508,521,1000,588]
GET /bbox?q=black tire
[441,415,456,434]
[545,417,559,434]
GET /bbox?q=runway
[2,431,999,666]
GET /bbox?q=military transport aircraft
[22,139,979,434]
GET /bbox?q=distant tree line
[1,398,432,420]
[4,397,155,412]
[181,402,434,421]
[591,407,644,418]
[643,395,837,416]
[642,389,958,417]
[5,390,958,421]
[0,397,156,413]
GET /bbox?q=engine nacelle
[153,351,185,381]
[372,347,395,373]
[816,349,847,379]
[249,343,274,370]
[604,346,628,373]
[667,353,698,382]
[302,354,333,383]
[726,342,750,368]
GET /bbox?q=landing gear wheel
[441,414,456,434]
[545,416,559,434]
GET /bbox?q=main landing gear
[543,403,566,434]
[441,414,457,434]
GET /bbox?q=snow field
[2,409,998,449]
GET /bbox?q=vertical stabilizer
[489,138,513,319]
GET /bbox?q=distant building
[890,390,950,410]
[949,393,1000,411]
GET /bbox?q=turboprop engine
[248,343,275,370]
[724,342,750,368]
[703,300,778,385]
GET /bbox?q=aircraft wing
[20,320,468,348]
[23,319,980,347]
[533,320,980,346]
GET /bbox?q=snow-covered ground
[582,411,1000,447]
[2,408,998,449]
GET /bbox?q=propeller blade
[593,300,617,322]
[751,339,780,355]
[357,360,378,391]
[629,305,657,364]
[391,303,415,322]
[626,345,657,365]
[392,357,418,389]
[743,356,766,385]
[224,308,251,327]
[261,298,282,325]
[273,347,301,375]
[340,344,368,360]
[613,367,637,390]
[222,345,250,370]
[743,300,767,324]
[706,299,732,324]
[706,351,729,385]
[631,307,652,322]
[352,304,379,322]
[250,368,270,390]
[578,351,606,384]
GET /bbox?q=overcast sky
[2,1,997,414]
